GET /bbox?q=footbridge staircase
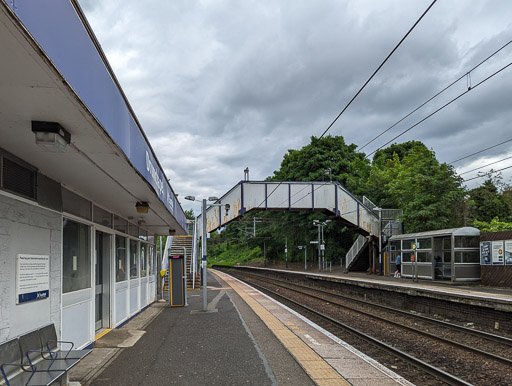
[194,181,401,271]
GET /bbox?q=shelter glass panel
[443,251,452,262]
[63,219,91,293]
[455,236,479,248]
[402,239,414,250]
[417,238,432,249]
[130,239,139,279]
[116,235,127,282]
[433,238,443,250]
[455,250,480,263]
[442,238,452,250]
[402,252,413,263]
[417,251,432,262]
[390,241,401,251]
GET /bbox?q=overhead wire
[449,137,512,164]
[319,0,438,139]
[458,155,512,176]
[359,39,512,151]
[462,164,512,182]
[365,61,512,159]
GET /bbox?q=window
[93,205,112,228]
[140,244,147,276]
[148,246,155,275]
[402,252,413,263]
[390,241,400,251]
[129,223,139,238]
[114,215,128,234]
[417,238,432,249]
[455,236,480,248]
[62,188,91,220]
[130,239,139,279]
[116,235,127,282]
[417,251,432,262]
[455,250,480,263]
[402,239,414,250]
[63,219,91,293]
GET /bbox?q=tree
[466,178,511,223]
[366,143,464,233]
[185,209,195,220]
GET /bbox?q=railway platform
[69,269,410,385]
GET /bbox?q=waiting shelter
[387,227,480,282]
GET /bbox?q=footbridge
[197,180,379,236]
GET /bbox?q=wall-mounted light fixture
[135,201,149,214]
[32,121,71,152]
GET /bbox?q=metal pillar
[202,199,207,312]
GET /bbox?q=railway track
[224,269,512,385]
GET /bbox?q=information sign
[16,254,50,304]
[492,241,504,265]
[505,240,512,265]
[480,241,491,265]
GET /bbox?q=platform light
[32,121,71,152]
[135,201,149,214]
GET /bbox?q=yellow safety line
[215,271,349,385]
[95,328,112,341]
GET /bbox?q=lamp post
[375,207,383,275]
[313,220,331,271]
[298,246,307,270]
[185,195,229,312]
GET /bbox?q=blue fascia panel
[10,0,187,232]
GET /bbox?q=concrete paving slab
[93,329,146,348]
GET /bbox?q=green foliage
[473,217,512,232]
[366,143,464,233]
[204,135,512,266]
[466,179,511,223]
[184,209,195,220]
[271,135,370,186]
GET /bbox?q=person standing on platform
[394,254,401,278]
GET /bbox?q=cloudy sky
[77,0,512,214]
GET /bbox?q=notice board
[16,254,50,304]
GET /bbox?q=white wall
[0,194,61,343]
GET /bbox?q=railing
[383,219,402,237]
[345,234,368,268]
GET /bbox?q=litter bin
[169,255,185,307]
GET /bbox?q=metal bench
[0,337,64,386]
[1,324,91,386]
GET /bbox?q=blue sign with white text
[18,290,49,304]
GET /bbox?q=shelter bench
[0,324,91,386]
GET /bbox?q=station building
[0,1,187,348]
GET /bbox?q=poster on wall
[505,240,512,265]
[480,242,491,265]
[16,254,50,304]
[491,241,504,265]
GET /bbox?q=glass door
[95,231,111,331]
